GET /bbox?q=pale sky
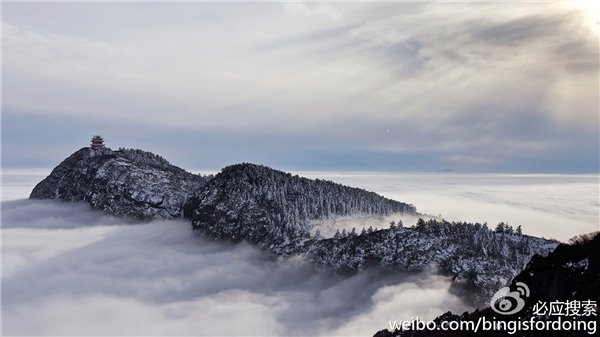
[2,1,598,172]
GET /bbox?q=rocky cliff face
[374,232,599,337]
[30,147,209,219]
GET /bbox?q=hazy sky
[2,2,598,172]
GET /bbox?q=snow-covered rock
[30,147,209,219]
[376,232,599,337]
[303,219,558,305]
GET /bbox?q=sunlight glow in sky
[2,2,598,172]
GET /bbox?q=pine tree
[333,229,341,240]
[415,218,426,231]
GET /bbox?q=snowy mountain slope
[30,147,209,219]
[185,163,417,253]
[374,231,599,337]
[303,219,558,305]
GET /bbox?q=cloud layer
[2,2,598,171]
[1,199,468,336]
[3,169,597,335]
[299,172,599,242]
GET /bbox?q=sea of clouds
[299,172,599,242]
[1,170,468,336]
[2,170,598,336]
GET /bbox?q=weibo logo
[490,282,530,315]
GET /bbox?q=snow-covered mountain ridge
[30,146,558,305]
[185,162,417,254]
[302,219,558,305]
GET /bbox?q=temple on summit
[91,135,105,148]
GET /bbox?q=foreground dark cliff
[374,232,599,337]
[30,146,559,305]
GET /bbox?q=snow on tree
[314,229,322,240]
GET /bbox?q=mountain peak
[30,147,209,219]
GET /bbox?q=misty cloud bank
[2,199,468,336]
[2,171,597,335]
[300,172,599,242]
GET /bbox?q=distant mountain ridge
[30,146,559,305]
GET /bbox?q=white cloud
[301,172,600,241]
[1,169,51,201]
[1,199,468,336]
[3,169,597,335]
[5,293,284,336]
[2,3,598,172]
[3,2,597,139]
